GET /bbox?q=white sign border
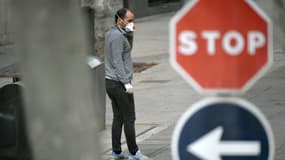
[169,0,273,95]
[171,97,275,160]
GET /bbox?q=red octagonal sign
[170,0,273,94]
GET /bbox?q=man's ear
[118,18,123,26]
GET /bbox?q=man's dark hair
[115,8,128,23]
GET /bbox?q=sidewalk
[101,11,285,160]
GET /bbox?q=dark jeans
[105,79,139,155]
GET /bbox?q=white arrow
[187,126,261,160]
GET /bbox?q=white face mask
[117,14,135,32]
[124,22,135,32]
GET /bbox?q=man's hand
[124,83,134,94]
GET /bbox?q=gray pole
[12,0,101,159]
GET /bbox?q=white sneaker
[112,151,128,159]
[128,150,147,160]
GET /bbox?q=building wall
[126,0,181,18]
[82,0,123,58]
[82,0,182,57]
[0,0,8,45]
[0,0,18,76]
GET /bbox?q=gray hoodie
[104,25,133,84]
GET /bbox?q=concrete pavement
[101,10,285,160]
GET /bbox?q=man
[104,8,143,160]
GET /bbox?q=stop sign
[170,0,273,94]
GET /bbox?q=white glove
[124,83,134,94]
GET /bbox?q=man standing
[104,8,143,160]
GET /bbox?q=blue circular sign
[172,98,274,160]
